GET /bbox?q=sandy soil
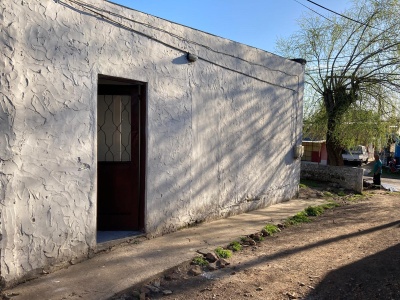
[115,184,400,300]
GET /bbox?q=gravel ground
[114,184,400,300]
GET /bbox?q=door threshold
[97,231,142,244]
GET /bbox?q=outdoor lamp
[187,53,198,62]
[294,145,304,159]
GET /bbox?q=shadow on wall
[146,73,301,234]
[305,242,400,299]
[16,0,302,249]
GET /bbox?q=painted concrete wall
[0,0,304,285]
[301,162,363,193]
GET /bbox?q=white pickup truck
[342,145,369,165]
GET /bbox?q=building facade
[0,0,304,285]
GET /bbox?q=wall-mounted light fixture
[187,53,198,63]
[290,58,307,65]
[294,145,304,159]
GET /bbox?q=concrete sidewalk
[3,198,329,300]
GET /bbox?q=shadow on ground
[306,242,400,299]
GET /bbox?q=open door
[97,76,145,232]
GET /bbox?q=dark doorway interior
[97,75,146,243]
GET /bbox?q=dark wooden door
[97,85,141,231]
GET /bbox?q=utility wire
[293,0,334,23]
[306,49,400,63]
[305,0,383,31]
[59,0,301,93]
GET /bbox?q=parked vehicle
[342,145,369,165]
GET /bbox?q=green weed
[323,191,334,197]
[229,241,242,252]
[263,224,280,236]
[192,256,208,266]
[285,211,310,226]
[256,235,265,242]
[345,194,365,202]
[321,202,340,209]
[305,205,325,216]
[215,247,232,259]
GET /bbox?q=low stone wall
[301,162,363,193]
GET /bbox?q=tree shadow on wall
[305,242,400,300]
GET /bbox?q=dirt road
[116,187,400,300]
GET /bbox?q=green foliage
[192,256,208,266]
[323,191,334,197]
[285,211,310,226]
[332,106,389,151]
[256,235,265,242]
[321,202,340,209]
[263,224,280,236]
[299,183,307,189]
[277,0,400,163]
[305,205,325,216]
[229,241,242,252]
[303,104,328,141]
[215,247,232,259]
[347,194,365,202]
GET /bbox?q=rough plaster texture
[300,162,363,193]
[0,0,304,285]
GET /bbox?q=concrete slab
[3,198,330,300]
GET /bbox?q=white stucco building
[0,0,305,286]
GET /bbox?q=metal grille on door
[98,95,132,162]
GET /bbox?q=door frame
[96,74,146,232]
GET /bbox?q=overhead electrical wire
[57,0,301,92]
[293,0,334,23]
[292,0,398,77]
[305,0,382,30]
[306,57,400,72]
[306,49,400,63]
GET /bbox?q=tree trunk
[326,116,344,166]
[323,88,345,166]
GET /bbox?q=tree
[277,0,400,165]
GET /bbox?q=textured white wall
[0,0,304,284]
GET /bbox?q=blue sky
[108,0,352,53]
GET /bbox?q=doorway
[97,75,146,241]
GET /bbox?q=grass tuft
[192,256,208,266]
[305,205,325,216]
[263,224,280,236]
[321,202,340,209]
[323,191,334,197]
[229,241,242,252]
[285,211,310,226]
[215,247,232,259]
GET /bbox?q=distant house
[302,140,328,165]
[0,0,305,285]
